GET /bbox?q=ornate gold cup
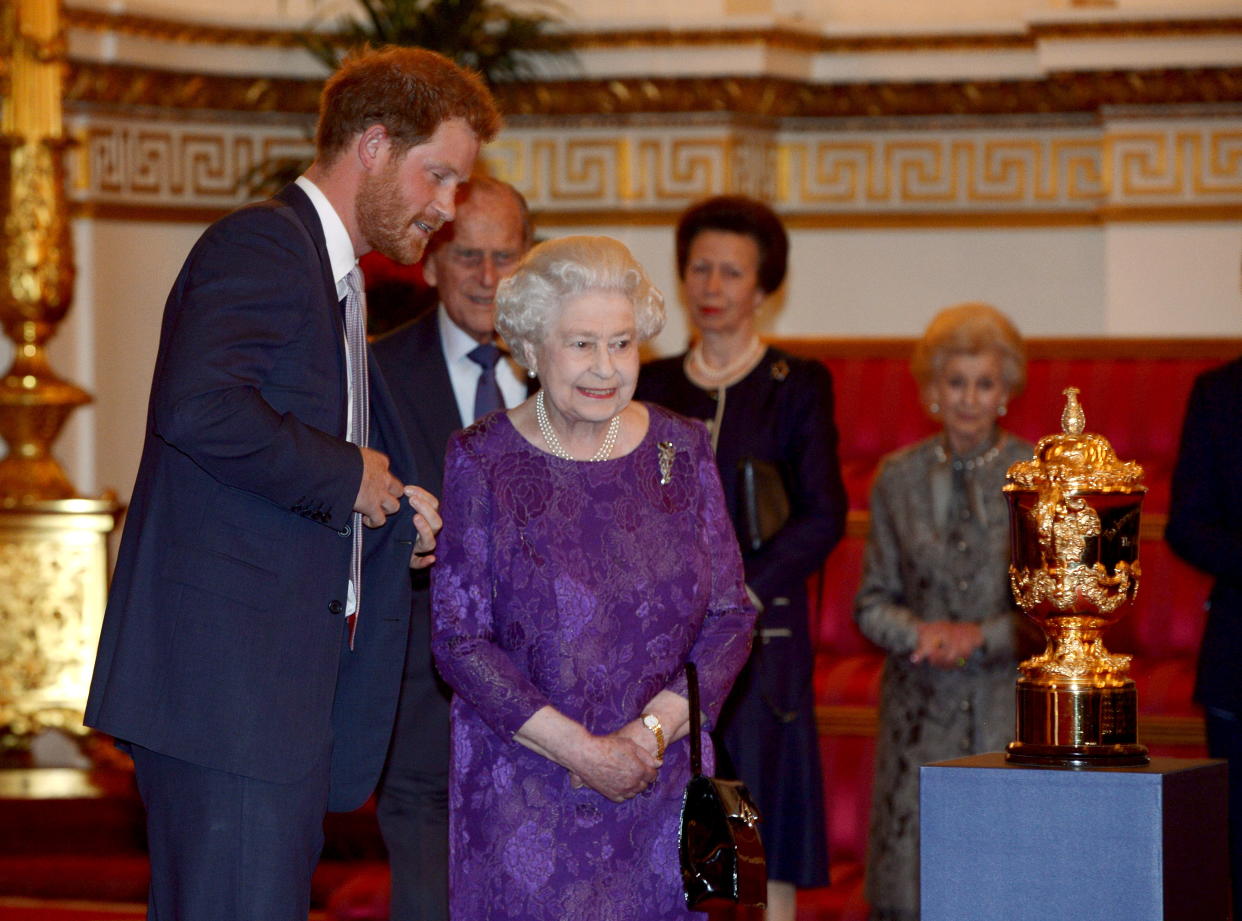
[1004,388,1149,767]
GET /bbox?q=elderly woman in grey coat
[854,303,1035,921]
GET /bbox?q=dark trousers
[132,743,332,921]
[377,605,451,921]
[1207,707,1242,921]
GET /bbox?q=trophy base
[1005,678,1149,768]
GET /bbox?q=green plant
[244,0,573,196]
[302,0,574,83]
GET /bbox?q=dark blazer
[374,310,538,494]
[373,310,464,496]
[85,183,415,811]
[1166,356,1242,713]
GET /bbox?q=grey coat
[853,430,1034,919]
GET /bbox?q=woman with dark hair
[854,302,1034,921]
[637,195,848,920]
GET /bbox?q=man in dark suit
[1167,337,1242,921]
[372,176,534,921]
[84,48,499,921]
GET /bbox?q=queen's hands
[514,706,660,803]
[567,733,661,803]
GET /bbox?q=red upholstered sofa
[769,337,1241,921]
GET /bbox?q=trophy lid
[1005,387,1146,494]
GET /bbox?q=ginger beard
[355,160,442,266]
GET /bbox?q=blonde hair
[495,236,665,367]
[911,302,1027,395]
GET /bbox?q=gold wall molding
[66,115,1242,225]
[1107,129,1242,202]
[64,6,303,47]
[70,118,314,208]
[61,6,1242,53]
[66,61,321,116]
[778,132,1104,211]
[494,71,1242,120]
[63,60,1242,121]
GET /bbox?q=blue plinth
[920,752,1228,921]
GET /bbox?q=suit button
[328,600,344,615]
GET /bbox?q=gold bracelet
[641,713,666,760]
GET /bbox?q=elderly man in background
[372,175,534,921]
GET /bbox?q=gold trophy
[1004,387,1149,767]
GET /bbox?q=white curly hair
[494,235,665,369]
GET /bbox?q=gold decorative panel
[1108,129,1242,202]
[64,58,1242,122]
[779,134,1105,210]
[0,500,122,739]
[484,130,776,208]
[65,107,1242,226]
[71,120,314,209]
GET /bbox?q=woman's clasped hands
[567,723,662,803]
[910,620,984,669]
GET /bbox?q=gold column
[0,0,122,750]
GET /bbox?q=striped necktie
[342,265,369,650]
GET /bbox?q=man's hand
[353,446,404,528]
[405,485,442,569]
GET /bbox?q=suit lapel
[405,315,462,486]
[275,183,349,439]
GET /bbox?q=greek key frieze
[1109,129,1242,202]
[67,117,1242,221]
[70,120,314,207]
[781,134,1105,210]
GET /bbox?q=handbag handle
[686,661,702,776]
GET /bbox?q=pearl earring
[997,404,1008,417]
[928,402,940,415]
[527,368,537,380]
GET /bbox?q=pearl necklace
[934,435,1004,472]
[684,336,766,391]
[535,390,620,462]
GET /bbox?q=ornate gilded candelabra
[1004,388,1148,767]
[0,0,122,751]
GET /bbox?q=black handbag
[678,662,767,909]
[737,456,790,552]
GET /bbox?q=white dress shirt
[295,175,362,617]
[437,305,527,426]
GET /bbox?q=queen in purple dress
[430,235,757,920]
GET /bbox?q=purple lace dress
[431,404,756,921]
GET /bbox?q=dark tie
[467,343,505,422]
[342,266,369,650]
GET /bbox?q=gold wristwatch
[641,713,666,760]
